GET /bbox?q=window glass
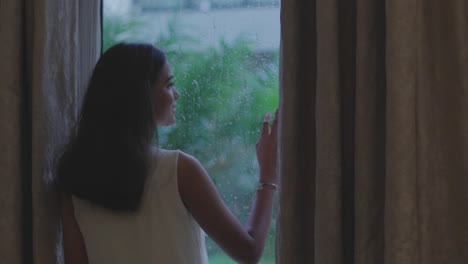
[104,1,279,263]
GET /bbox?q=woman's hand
[256,109,278,184]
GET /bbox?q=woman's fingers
[272,109,279,129]
[271,109,278,137]
[260,110,279,137]
[262,112,271,136]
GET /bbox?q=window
[104,1,279,263]
[133,0,279,11]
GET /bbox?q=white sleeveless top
[72,149,209,264]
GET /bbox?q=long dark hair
[56,43,167,212]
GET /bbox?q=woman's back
[72,148,208,264]
[60,43,277,263]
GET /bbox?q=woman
[57,43,278,264]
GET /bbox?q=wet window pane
[104,1,279,263]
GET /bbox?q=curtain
[0,0,101,263]
[278,0,468,263]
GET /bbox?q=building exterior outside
[105,0,279,52]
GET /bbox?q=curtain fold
[278,0,468,263]
[277,0,317,262]
[0,1,25,262]
[1,0,101,263]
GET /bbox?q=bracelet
[257,182,277,191]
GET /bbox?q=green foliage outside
[104,13,278,264]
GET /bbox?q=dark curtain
[0,0,101,262]
[278,0,468,263]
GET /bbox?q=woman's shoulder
[151,146,194,161]
[176,151,208,183]
[149,146,203,175]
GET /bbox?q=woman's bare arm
[178,112,278,263]
[61,194,89,264]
